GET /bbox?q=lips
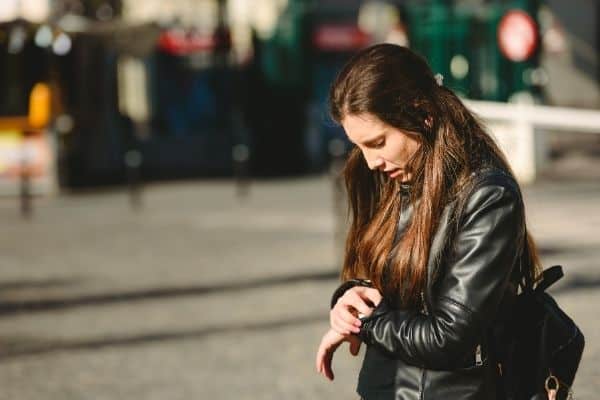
[388,168,403,179]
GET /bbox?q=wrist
[330,279,373,309]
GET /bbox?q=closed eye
[368,138,385,149]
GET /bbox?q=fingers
[346,287,382,312]
[330,305,361,335]
[315,330,363,382]
[330,286,383,335]
[342,289,374,316]
[322,349,334,380]
[348,335,362,356]
[315,330,343,381]
[316,340,329,379]
[358,287,383,308]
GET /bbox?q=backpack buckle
[545,375,559,400]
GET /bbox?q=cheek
[385,138,419,165]
[385,139,409,160]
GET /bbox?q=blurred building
[0,0,597,189]
[0,0,50,23]
[542,0,599,107]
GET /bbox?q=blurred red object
[158,28,231,55]
[498,10,539,62]
[312,24,370,52]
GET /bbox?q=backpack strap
[534,265,564,293]
[519,244,565,294]
[519,224,535,294]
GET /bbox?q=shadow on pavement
[538,243,599,257]
[0,278,82,291]
[0,313,328,360]
[0,269,339,317]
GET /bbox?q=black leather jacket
[330,167,525,400]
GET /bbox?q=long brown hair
[330,44,540,307]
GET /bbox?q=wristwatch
[329,278,373,309]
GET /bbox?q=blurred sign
[497,10,538,62]
[312,24,370,52]
[28,83,51,129]
[117,56,150,128]
[0,0,49,23]
[158,29,225,55]
[486,120,544,184]
[0,130,55,195]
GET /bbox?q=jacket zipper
[475,344,483,366]
[419,291,428,399]
[410,183,484,398]
[420,291,429,315]
[399,185,429,400]
[404,181,427,399]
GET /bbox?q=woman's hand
[330,286,383,336]
[315,329,362,381]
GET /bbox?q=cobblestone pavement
[0,174,598,400]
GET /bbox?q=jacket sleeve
[356,179,524,370]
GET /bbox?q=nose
[367,155,385,171]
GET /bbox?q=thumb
[348,336,362,356]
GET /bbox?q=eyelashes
[353,137,385,150]
[371,139,385,149]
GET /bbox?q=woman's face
[342,113,421,183]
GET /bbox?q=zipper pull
[420,291,428,315]
[475,344,483,366]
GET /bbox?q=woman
[314,44,540,400]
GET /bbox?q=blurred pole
[231,95,251,198]
[232,142,250,198]
[19,80,52,218]
[19,141,32,219]
[117,55,150,211]
[124,148,143,211]
[329,138,346,267]
[213,0,251,198]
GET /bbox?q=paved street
[0,173,599,399]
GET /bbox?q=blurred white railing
[464,100,600,183]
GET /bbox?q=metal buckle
[545,375,559,400]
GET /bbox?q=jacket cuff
[355,298,392,343]
[329,278,373,309]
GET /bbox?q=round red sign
[497,10,539,62]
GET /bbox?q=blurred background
[0,0,598,399]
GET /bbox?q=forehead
[341,113,386,143]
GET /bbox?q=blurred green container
[405,0,472,97]
[405,0,541,102]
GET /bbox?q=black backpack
[495,264,585,400]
